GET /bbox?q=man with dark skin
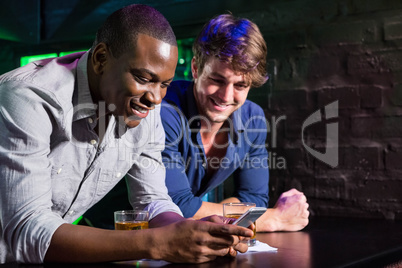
[83,13,309,236]
[0,5,251,264]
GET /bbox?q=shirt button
[67,210,74,216]
[115,172,122,178]
[57,168,62,174]
[90,139,97,145]
[88,118,94,124]
[202,163,207,168]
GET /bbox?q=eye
[134,74,149,84]
[210,77,224,84]
[235,83,248,90]
[161,82,171,88]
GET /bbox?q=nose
[217,84,234,103]
[142,85,163,107]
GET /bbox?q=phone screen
[232,207,267,227]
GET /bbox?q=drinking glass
[114,210,149,230]
[223,202,257,246]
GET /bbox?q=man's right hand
[256,188,309,232]
[150,218,253,263]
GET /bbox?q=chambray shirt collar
[73,51,97,122]
[185,82,245,143]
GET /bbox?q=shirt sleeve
[125,104,183,220]
[233,106,269,208]
[160,101,203,218]
[0,81,67,263]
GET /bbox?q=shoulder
[161,99,185,136]
[240,100,265,117]
[0,52,83,88]
[0,52,84,107]
[161,80,192,119]
[164,80,192,106]
[236,100,267,132]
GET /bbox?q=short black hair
[91,4,177,57]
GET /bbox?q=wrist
[143,228,164,260]
[269,207,282,231]
[256,208,280,232]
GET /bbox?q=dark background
[1,0,401,220]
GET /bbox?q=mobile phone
[231,207,267,227]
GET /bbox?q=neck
[200,121,229,151]
[200,120,225,136]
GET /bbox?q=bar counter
[2,216,402,268]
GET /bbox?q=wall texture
[243,0,402,220]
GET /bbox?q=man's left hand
[199,215,249,256]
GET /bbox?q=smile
[130,101,150,118]
[131,103,148,114]
[211,98,230,110]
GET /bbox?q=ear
[191,57,199,80]
[91,43,108,75]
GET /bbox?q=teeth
[131,103,147,114]
[212,99,228,108]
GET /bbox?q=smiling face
[91,33,178,128]
[192,57,251,127]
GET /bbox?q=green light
[179,58,185,64]
[59,50,86,57]
[20,53,58,66]
[20,50,87,67]
[72,215,83,225]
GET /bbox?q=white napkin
[241,240,278,253]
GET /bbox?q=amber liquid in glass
[114,221,149,230]
[225,213,256,239]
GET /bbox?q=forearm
[47,217,254,264]
[149,211,185,228]
[46,210,189,263]
[256,207,304,232]
[256,208,278,232]
[192,197,240,219]
[45,223,159,263]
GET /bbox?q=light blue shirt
[0,52,181,263]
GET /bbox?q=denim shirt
[161,81,269,218]
[0,52,181,263]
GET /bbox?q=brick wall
[245,0,402,220]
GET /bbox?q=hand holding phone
[232,207,267,227]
